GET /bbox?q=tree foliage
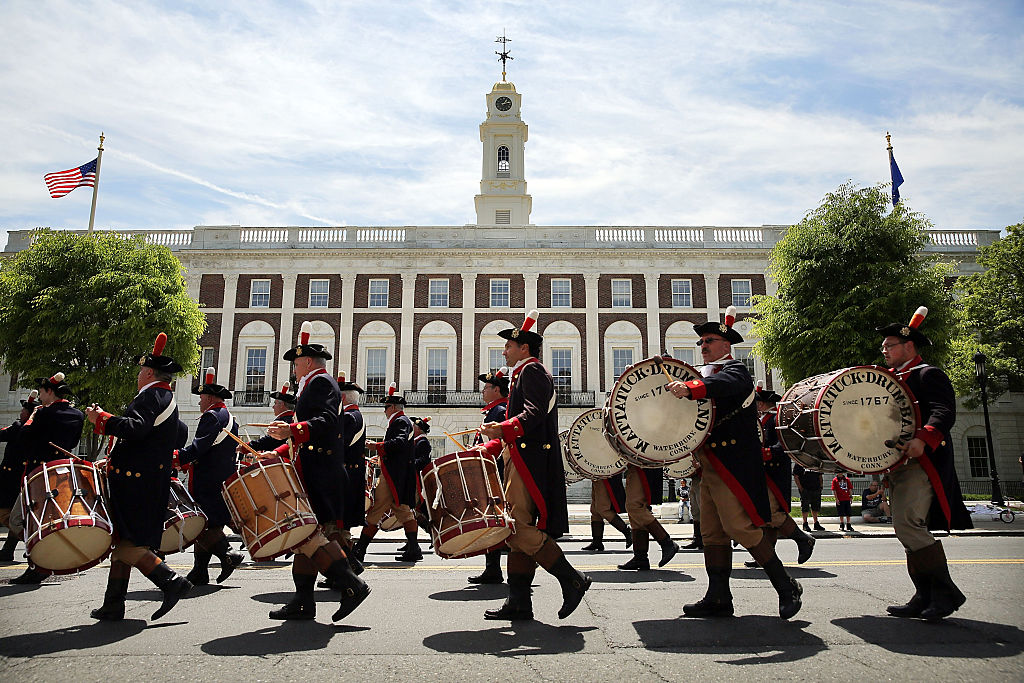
[948,221,1024,404]
[0,230,205,446]
[752,182,961,386]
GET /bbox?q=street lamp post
[973,352,1004,506]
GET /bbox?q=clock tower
[474,76,532,226]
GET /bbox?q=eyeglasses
[880,341,907,352]
[696,337,726,347]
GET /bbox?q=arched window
[497,146,510,178]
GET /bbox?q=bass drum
[565,409,628,480]
[604,356,713,467]
[559,430,584,485]
[664,455,697,480]
[776,365,919,474]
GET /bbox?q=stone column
[644,273,660,358]
[704,273,720,319]
[584,273,600,393]
[524,271,538,312]
[338,275,355,380]
[399,273,415,389]
[461,274,477,390]
[218,273,239,391]
[278,273,298,388]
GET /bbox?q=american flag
[43,158,98,198]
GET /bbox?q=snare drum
[222,457,319,560]
[604,357,714,467]
[420,450,511,559]
[664,455,698,480]
[160,478,208,553]
[776,365,918,474]
[565,409,628,480]
[364,464,402,531]
[21,459,113,574]
[559,430,584,485]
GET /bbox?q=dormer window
[497,146,510,178]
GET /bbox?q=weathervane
[495,31,513,81]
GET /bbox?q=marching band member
[477,310,590,621]
[467,368,510,583]
[744,384,815,568]
[0,391,37,562]
[395,415,432,561]
[245,384,296,453]
[878,307,972,621]
[338,373,367,571]
[263,322,370,622]
[85,334,193,620]
[667,307,802,619]
[355,384,419,563]
[617,464,678,571]
[582,473,631,554]
[176,368,244,586]
[9,372,85,584]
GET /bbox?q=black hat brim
[269,391,297,403]
[876,323,931,347]
[283,344,333,361]
[478,373,510,389]
[383,396,406,406]
[20,400,38,409]
[193,383,233,400]
[498,328,543,346]
[755,391,783,404]
[140,354,184,374]
[338,382,365,394]
[692,322,744,344]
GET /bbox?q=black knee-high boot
[269,571,317,620]
[468,549,504,583]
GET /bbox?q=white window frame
[490,278,510,308]
[364,347,388,400]
[611,279,632,308]
[731,279,752,307]
[428,278,449,308]
[671,347,696,365]
[551,278,572,308]
[368,279,389,308]
[612,347,634,380]
[308,279,329,308]
[550,347,573,396]
[426,347,448,395]
[671,279,692,308]
[250,279,271,308]
[200,347,215,375]
[488,347,505,374]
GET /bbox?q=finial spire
[495,30,513,81]
[886,131,893,152]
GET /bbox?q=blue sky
[1,1,1022,249]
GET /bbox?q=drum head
[664,455,697,480]
[605,357,713,466]
[160,514,208,553]
[566,409,627,479]
[559,430,584,485]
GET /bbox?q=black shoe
[794,531,816,565]
[617,555,651,571]
[148,565,192,620]
[90,577,129,621]
[846,524,855,533]
[744,560,760,569]
[10,567,46,584]
[813,523,825,532]
[657,538,680,567]
[581,541,604,552]
[348,553,364,576]
[0,550,13,562]
[802,522,812,532]
[551,559,591,619]
[681,539,702,550]
[396,545,423,562]
[269,599,316,620]
[683,596,734,617]
[484,574,532,620]
[484,602,534,620]
[328,560,372,622]
[185,566,210,586]
[216,552,245,584]
[763,558,802,620]
[468,569,504,584]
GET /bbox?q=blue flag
[889,152,904,206]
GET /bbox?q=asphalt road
[1,534,1022,681]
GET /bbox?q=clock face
[495,96,513,111]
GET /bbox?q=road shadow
[423,623,597,656]
[833,616,1024,658]
[634,616,826,663]
[247,590,366,606]
[587,569,695,584]
[0,620,148,656]
[0,583,46,597]
[429,584,508,601]
[731,567,837,580]
[202,619,369,656]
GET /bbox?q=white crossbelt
[212,411,237,445]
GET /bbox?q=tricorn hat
[269,383,297,405]
[139,332,184,374]
[411,416,431,434]
[478,366,509,391]
[383,382,405,406]
[876,306,931,347]
[20,389,40,409]
[498,309,543,348]
[693,305,744,344]
[192,367,232,400]
[35,371,71,397]
[754,380,783,405]
[337,371,364,395]
[283,321,333,361]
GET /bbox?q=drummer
[744,384,815,569]
[244,383,296,455]
[9,372,85,585]
[617,464,678,571]
[877,307,971,621]
[477,310,591,621]
[338,373,367,571]
[85,333,193,621]
[582,473,631,554]
[395,415,432,562]
[355,384,418,564]
[261,321,370,622]
[0,391,37,562]
[467,368,510,584]
[666,307,803,620]
[175,368,244,586]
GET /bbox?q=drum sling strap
[212,412,237,445]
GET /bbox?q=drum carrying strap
[349,423,365,448]
[154,398,178,427]
[212,412,237,445]
[712,389,756,428]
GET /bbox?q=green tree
[752,182,962,386]
[0,229,205,456]
[948,221,1024,404]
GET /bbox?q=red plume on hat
[204,367,216,384]
[280,383,289,394]
[908,306,928,329]
[153,332,167,356]
[28,389,39,400]
[877,305,932,347]
[49,372,66,384]
[337,371,346,383]
[387,382,397,397]
[724,306,737,328]
[495,366,508,378]
[299,321,312,345]
[523,309,539,332]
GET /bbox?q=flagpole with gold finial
[87,132,104,234]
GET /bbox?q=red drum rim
[245,514,320,560]
[604,357,714,467]
[25,458,93,481]
[43,547,113,576]
[783,364,919,475]
[26,518,114,574]
[435,518,511,559]
[225,456,290,487]
[565,408,627,479]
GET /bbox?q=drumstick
[657,359,674,383]
[222,429,261,457]
[246,423,274,428]
[48,442,78,459]
[444,432,469,452]
[445,428,481,437]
